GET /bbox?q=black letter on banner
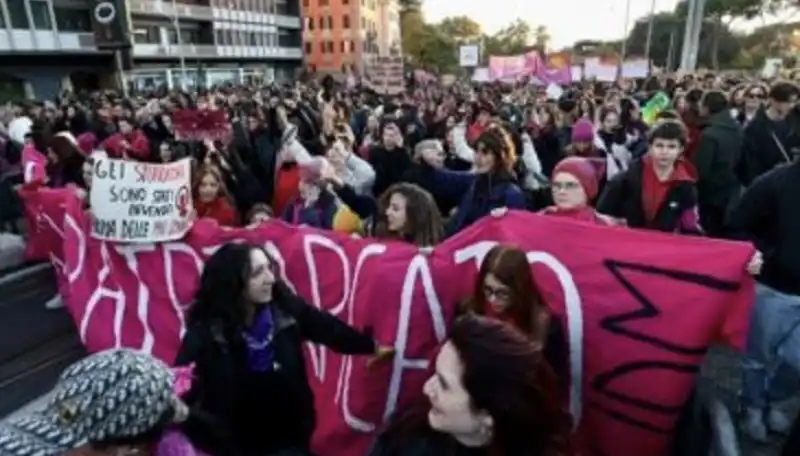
[589,259,742,433]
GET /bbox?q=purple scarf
[242,306,275,372]
[156,430,210,456]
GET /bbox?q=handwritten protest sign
[367,56,405,95]
[89,156,193,243]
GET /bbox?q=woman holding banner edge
[173,243,394,456]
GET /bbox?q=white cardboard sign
[90,156,193,243]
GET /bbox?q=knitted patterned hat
[0,349,176,456]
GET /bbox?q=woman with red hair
[464,245,568,386]
[193,165,239,226]
[369,314,573,456]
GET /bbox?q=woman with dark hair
[463,245,568,384]
[322,157,445,246]
[619,97,648,139]
[175,243,392,456]
[428,124,526,235]
[372,182,444,246]
[44,132,86,188]
[368,315,573,456]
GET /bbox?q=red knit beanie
[552,156,600,200]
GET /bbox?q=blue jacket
[428,169,525,236]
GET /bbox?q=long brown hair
[374,183,443,247]
[375,315,573,456]
[469,245,549,343]
[192,165,231,201]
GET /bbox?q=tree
[436,16,482,45]
[397,0,421,11]
[482,19,532,59]
[401,10,461,73]
[401,9,429,63]
[622,11,741,70]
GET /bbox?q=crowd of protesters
[0,70,798,456]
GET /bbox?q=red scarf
[481,301,516,326]
[541,206,601,224]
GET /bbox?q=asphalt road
[701,345,795,456]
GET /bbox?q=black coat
[597,159,702,235]
[739,108,800,186]
[176,284,376,456]
[692,111,743,209]
[726,160,800,296]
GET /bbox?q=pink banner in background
[488,54,534,80]
[30,188,754,456]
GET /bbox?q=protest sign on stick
[172,109,231,142]
[89,156,193,243]
[366,57,406,95]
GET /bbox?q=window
[319,0,328,5]
[6,0,27,28]
[343,0,348,4]
[0,9,6,28]
[327,40,333,52]
[327,16,333,28]
[342,14,349,28]
[339,41,344,53]
[302,0,308,6]
[349,40,355,51]
[318,16,324,29]
[214,29,225,44]
[133,27,160,44]
[54,7,92,32]
[305,42,312,54]
[306,17,313,30]
[29,0,51,29]
[319,41,326,53]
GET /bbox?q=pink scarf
[156,430,210,456]
[21,144,46,184]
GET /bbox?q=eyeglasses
[748,93,766,99]
[483,284,510,301]
[551,181,582,191]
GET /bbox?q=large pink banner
[35,189,753,456]
[487,51,572,84]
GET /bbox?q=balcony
[132,43,302,59]
[129,0,214,20]
[133,43,218,57]
[0,31,99,53]
[211,8,301,29]
[128,0,301,29]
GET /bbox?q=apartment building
[0,0,117,100]
[0,0,303,100]
[128,0,304,91]
[302,0,399,73]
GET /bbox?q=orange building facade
[301,0,400,73]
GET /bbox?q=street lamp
[158,0,189,90]
[171,0,189,90]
